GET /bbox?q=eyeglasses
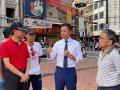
[30,47,35,56]
[98,37,110,40]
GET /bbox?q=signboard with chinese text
[24,18,52,28]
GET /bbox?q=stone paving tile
[77,68,97,90]
[30,59,98,90]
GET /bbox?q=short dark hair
[3,27,11,38]
[61,23,73,31]
[102,29,117,44]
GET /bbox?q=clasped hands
[20,73,29,83]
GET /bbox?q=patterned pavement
[30,58,98,90]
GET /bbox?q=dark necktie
[63,40,68,68]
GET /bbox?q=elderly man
[96,29,120,90]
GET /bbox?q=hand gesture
[64,50,71,57]
[47,45,52,54]
[20,73,29,83]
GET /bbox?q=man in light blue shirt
[47,23,83,90]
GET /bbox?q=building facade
[0,0,78,43]
[79,0,120,41]
[0,0,21,42]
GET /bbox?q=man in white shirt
[25,29,43,90]
[47,23,83,90]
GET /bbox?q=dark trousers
[28,74,42,90]
[97,84,120,90]
[55,66,77,90]
[4,70,29,90]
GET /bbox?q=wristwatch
[69,54,73,59]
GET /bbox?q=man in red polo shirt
[0,22,30,90]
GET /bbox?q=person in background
[2,27,11,43]
[0,27,11,89]
[89,41,93,50]
[94,42,99,51]
[25,29,43,90]
[96,29,120,90]
[0,22,30,90]
[47,23,83,90]
[40,40,44,44]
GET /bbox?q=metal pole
[106,0,109,28]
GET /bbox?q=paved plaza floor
[30,58,98,90]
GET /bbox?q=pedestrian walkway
[86,51,100,59]
[30,58,98,90]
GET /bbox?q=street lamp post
[102,0,109,29]
[106,0,109,28]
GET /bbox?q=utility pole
[105,0,109,29]
[106,0,108,25]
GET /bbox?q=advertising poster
[24,0,46,18]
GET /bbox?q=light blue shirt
[49,38,83,68]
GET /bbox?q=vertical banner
[67,8,72,23]
[24,0,46,18]
[79,17,85,32]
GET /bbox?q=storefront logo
[30,0,43,16]
[24,0,46,18]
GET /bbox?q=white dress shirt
[49,38,83,68]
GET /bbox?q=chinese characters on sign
[24,18,52,28]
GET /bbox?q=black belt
[56,66,75,69]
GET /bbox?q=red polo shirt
[1,38,30,70]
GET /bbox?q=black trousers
[97,84,120,90]
[28,74,42,90]
[4,70,29,90]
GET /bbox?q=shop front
[24,18,62,43]
[24,18,53,42]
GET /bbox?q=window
[89,15,93,21]
[6,8,15,18]
[99,1,104,7]
[99,23,104,30]
[94,14,98,20]
[94,2,98,10]
[94,25,98,31]
[99,12,104,19]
